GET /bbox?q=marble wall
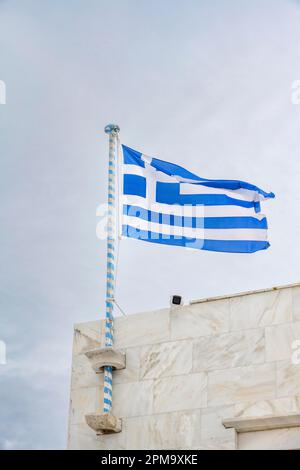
[68,284,300,450]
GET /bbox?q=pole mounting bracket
[84,347,126,373]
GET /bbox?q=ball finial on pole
[104,123,120,135]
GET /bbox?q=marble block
[277,360,300,397]
[71,353,103,390]
[208,364,276,407]
[73,320,103,355]
[140,340,192,380]
[292,285,300,321]
[113,347,140,384]
[68,423,102,450]
[265,321,300,362]
[230,288,293,331]
[171,299,230,341]
[112,380,154,418]
[201,405,235,440]
[69,387,102,425]
[126,410,202,450]
[68,423,126,450]
[113,309,170,349]
[234,396,300,419]
[193,328,264,372]
[153,372,207,413]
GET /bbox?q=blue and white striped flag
[120,145,275,253]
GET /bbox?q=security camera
[170,295,183,307]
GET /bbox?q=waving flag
[120,145,275,253]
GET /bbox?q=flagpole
[103,123,120,413]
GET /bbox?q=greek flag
[121,145,275,253]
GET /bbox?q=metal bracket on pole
[85,413,122,435]
[84,347,126,373]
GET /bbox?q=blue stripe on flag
[122,145,145,167]
[196,180,273,198]
[122,225,270,253]
[123,205,267,229]
[151,157,200,181]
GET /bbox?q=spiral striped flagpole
[103,123,120,414]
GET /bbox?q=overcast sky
[1,0,300,449]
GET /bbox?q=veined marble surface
[69,283,300,450]
[238,426,300,450]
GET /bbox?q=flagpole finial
[104,123,120,135]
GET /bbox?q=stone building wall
[68,283,300,450]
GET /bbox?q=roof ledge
[190,282,300,305]
[223,413,300,433]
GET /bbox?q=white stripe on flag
[122,195,263,218]
[123,164,175,183]
[179,183,260,202]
